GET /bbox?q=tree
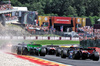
[1,0,99,17]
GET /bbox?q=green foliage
[89,16,100,25]
[1,0,100,19]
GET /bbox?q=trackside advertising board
[53,17,71,24]
[38,16,50,26]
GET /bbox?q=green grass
[0,40,79,45]
[29,40,79,45]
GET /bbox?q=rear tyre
[61,50,67,58]
[35,50,39,56]
[22,47,28,55]
[92,52,99,61]
[72,51,80,59]
[56,49,61,56]
[40,48,46,56]
[82,53,88,60]
[17,47,21,55]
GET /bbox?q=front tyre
[22,47,28,55]
[17,47,21,55]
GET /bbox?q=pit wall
[0,36,79,41]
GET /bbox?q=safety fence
[80,39,100,48]
[0,36,79,41]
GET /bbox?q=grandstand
[0,1,19,25]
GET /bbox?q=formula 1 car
[61,47,99,61]
[44,44,59,55]
[12,42,46,56]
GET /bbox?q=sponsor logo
[45,17,48,21]
[83,19,85,22]
[57,19,69,21]
[78,19,80,22]
[39,17,41,20]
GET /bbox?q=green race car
[13,42,46,56]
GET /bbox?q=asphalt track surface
[34,55,100,66]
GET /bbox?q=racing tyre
[72,51,80,59]
[40,48,46,56]
[36,50,39,56]
[29,48,35,55]
[92,52,99,61]
[56,49,61,56]
[22,47,28,55]
[82,53,88,60]
[61,50,67,58]
[17,47,21,55]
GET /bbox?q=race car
[11,42,46,56]
[44,44,59,55]
[61,47,99,61]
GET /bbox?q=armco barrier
[25,37,32,40]
[0,36,79,41]
[4,36,11,39]
[61,37,66,40]
[50,37,55,40]
[38,36,43,40]
[66,37,71,40]
[72,37,79,41]
[12,36,18,40]
[55,37,60,40]
[42,37,48,40]
[18,36,24,39]
[30,36,36,40]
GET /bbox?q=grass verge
[0,40,79,45]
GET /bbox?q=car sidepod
[17,46,28,55]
